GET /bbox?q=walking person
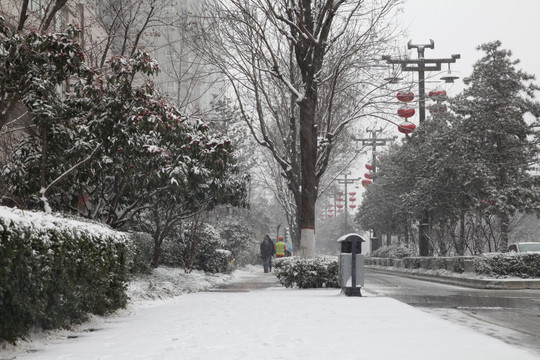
[260,235,275,273]
[275,236,287,258]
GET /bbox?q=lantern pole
[354,128,396,251]
[382,40,460,256]
[336,172,360,229]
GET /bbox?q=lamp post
[382,40,460,256]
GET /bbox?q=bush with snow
[0,207,128,343]
[158,222,232,274]
[126,232,154,275]
[216,217,260,267]
[273,256,339,289]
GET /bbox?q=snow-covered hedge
[367,252,540,278]
[474,253,540,278]
[0,207,128,343]
[273,256,339,289]
[370,244,413,259]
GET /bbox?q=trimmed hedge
[0,208,128,343]
[274,256,339,289]
[371,244,413,259]
[367,253,540,278]
[474,253,540,278]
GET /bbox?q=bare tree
[190,0,402,257]
[82,0,167,68]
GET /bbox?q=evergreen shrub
[274,256,339,288]
[126,232,154,275]
[161,222,232,274]
[193,224,232,274]
[0,208,128,343]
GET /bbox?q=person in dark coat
[260,235,275,273]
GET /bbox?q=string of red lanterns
[397,91,417,134]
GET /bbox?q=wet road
[364,270,540,355]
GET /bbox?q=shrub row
[474,253,540,278]
[371,244,413,259]
[365,256,474,273]
[367,253,540,278]
[0,208,128,343]
[274,256,339,289]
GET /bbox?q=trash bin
[337,233,365,297]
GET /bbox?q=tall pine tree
[452,41,540,250]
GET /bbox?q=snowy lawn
[2,265,540,360]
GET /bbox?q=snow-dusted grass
[126,266,236,303]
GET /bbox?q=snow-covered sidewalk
[3,266,540,360]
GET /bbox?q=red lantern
[428,90,447,101]
[398,120,416,134]
[328,208,334,212]
[397,92,414,102]
[349,192,356,196]
[328,214,334,218]
[361,179,372,187]
[365,163,373,171]
[364,172,373,179]
[337,204,344,209]
[349,204,357,209]
[397,108,415,118]
[338,209,344,213]
[349,197,356,202]
[337,198,344,202]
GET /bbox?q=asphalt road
[364,270,540,356]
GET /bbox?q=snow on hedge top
[0,206,126,242]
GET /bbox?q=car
[508,242,540,253]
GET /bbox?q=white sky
[400,0,540,94]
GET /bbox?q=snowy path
[5,268,540,360]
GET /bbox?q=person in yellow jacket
[275,236,287,258]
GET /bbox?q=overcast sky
[400,0,540,94]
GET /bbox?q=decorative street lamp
[383,39,460,257]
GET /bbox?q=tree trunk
[499,212,510,251]
[151,238,162,268]
[457,210,466,256]
[297,95,317,257]
[475,209,483,254]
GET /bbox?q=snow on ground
[0,266,239,359]
[2,266,540,360]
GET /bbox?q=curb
[366,266,540,290]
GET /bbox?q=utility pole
[354,128,396,252]
[383,40,460,256]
